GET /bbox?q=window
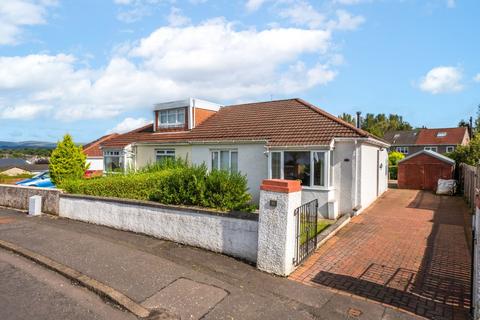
[104,150,123,172]
[271,152,282,179]
[159,108,185,127]
[446,146,455,153]
[156,149,175,163]
[424,146,438,152]
[436,132,447,137]
[396,146,409,155]
[211,150,238,173]
[284,151,311,186]
[270,150,329,188]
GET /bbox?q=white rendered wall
[359,143,387,211]
[87,158,103,171]
[134,145,192,169]
[59,196,259,262]
[333,141,355,215]
[191,143,268,203]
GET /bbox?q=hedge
[60,162,254,212]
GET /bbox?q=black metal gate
[294,199,319,266]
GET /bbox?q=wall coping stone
[60,193,258,221]
[0,184,63,193]
[260,179,301,193]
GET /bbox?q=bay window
[269,150,331,188]
[104,150,124,172]
[211,150,238,173]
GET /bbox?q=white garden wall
[59,194,259,262]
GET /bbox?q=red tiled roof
[83,133,119,157]
[415,127,468,145]
[101,98,381,148]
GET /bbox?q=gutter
[334,137,390,148]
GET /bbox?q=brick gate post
[257,179,301,276]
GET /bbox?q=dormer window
[437,132,447,137]
[159,108,185,127]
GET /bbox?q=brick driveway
[290,189,471,320]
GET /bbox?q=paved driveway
[290,189,471,320]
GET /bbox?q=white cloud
[474,74,480,82]
[0,19,337,121]
[446,0,456,8]
[0,104,52,119]
[279,1,325,29]
[279,2,364,31]
[167,7,191,27]
[108,117,151,133]
[419,66,463,94]
[329,10,365,30]
[333,0,365,4]
[0,0,56,45]
[114,0,165,23]
[245,0,267,12]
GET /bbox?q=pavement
[291,189,472,320]
[0,207,421,320]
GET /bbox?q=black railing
[294,199,319,266]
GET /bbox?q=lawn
[299,219,333,245]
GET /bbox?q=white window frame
[103,150,124,172]
[396,146,409,154]
[268,150,331,189]
[424,146,438,152]
[155,149,175,162]
[437,132,447,137]
[159,108,185,127]
[210,149,238,173]
[446,146,455,153]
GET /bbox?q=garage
[397,150,455,190]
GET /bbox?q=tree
[388,151,405,166]
[458,119,469,127]
[49,134,88,185]
[338,113,355,126]
[447,135,480,165]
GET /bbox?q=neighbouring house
[0,158,49,175]
[99,98,390,218]
[83,133,119,173]
[397,150,455,190]
[384,127,470,156]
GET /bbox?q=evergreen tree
[49,134,88,185]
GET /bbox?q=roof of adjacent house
[83,133,119,157]
[383,129,420,145]
[415,127,468,145]
[384,127,469,146]
[0,158,28,169]
[398,149,456,165]
[101,98,386,148]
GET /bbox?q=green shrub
[389,166,398,180]
[203,170,252,211]
[60,163,254,212]
[388,151,405,166]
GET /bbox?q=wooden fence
[460,163,480,212]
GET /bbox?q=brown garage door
[403,164,424,189]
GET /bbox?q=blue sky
[0,0,479,143]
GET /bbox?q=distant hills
[0,141,57,149]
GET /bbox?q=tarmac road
[0,249,137,320]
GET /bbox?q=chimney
[356,111,362,129]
